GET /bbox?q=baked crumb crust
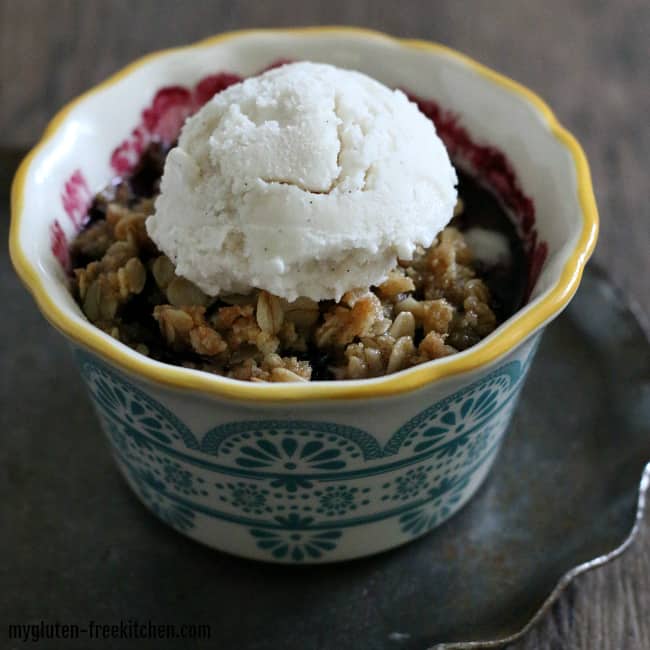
[70,176,497,382]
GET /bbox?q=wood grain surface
[1,1,648,648]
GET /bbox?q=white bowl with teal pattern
[10,28,598,563]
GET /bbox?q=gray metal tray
[2,181,649,650]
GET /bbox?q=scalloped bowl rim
[9,27,599,402]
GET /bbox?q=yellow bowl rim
[9,26,599,403]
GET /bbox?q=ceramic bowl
[10,27,598,563]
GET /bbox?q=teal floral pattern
[315,486,367,516]
[383,467,430,502]
[399,475,471,537]
[161,459,207,496]
[125,469,196,532]
[383,361,522,456]
[223,435,347,491]
[220,482,271,515]
[201,421,381,472]
[236,437,346,471]
[79,358,198,450]
[249,515,342,561]
[163,462,193,492]
[75,337,538,562]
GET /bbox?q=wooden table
[2,1,648,648]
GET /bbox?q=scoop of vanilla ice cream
[146,62,457,302]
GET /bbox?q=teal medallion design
[74,343,537,561]
[160,458,208,497]
[314,486,369,516]
[399,475,471,537]
[105,421,209,500]
[124,467,197,532]
[216,482,272,515]
[201,420,382,478]
[78,353,199,450]
[382,466,431,502]
[384,361,523,457]
[249,515,342,561]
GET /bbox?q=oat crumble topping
[68,144,524,382]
